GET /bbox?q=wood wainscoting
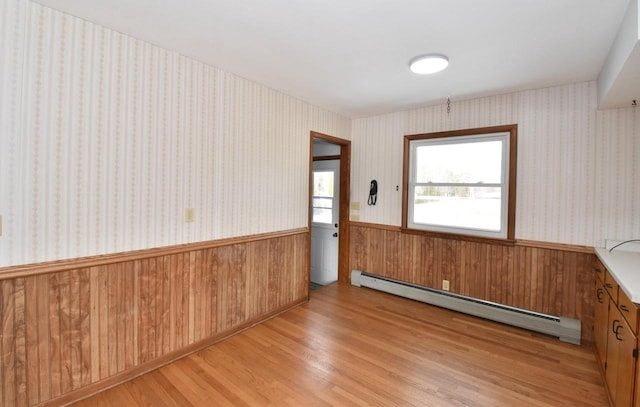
[349,223,595,345]
[0,229,308,407]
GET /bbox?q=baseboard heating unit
[351,270,581,345]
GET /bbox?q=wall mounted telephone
[368,180,378,206]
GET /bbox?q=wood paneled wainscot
[594,258,639,407]
[349,222,596,344]
[0,229,309,407]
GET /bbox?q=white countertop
[595,240,640,303]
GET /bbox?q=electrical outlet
[442,279,450,291]
[185,208,194,223]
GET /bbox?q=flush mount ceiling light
[409,54,449,74]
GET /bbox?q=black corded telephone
[368,180,378,206]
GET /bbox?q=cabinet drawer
[594,259,606,283]
[618,288,639,335]
[604,269,619,304]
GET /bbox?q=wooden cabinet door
[608,303,622,402]
[635,350,640,407]
[608,306,638,407]
[595,278,610,371]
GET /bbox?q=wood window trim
[401,124,518,243]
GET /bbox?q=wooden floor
[72,283,609,407]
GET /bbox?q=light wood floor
[72,283,609,406]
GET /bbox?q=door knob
[333,232,338,237]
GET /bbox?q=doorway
[309,132,351,291]
[311,158,340,285]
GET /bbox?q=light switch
[185,208,194,223]
[351,201,361,210]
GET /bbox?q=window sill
[399,227,516,246]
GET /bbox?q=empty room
[1,0,640,406]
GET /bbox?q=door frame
[309,131,351,285]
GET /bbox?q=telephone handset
[368,180,378,206]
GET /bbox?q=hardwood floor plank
[72,283,608,407]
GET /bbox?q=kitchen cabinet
[607,304,637,407]
[594,258,638,407]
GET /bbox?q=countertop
[595,240,640,303]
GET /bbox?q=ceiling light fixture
[409,54,449,74]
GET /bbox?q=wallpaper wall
[351,82,640,247]
[594,106,640,243]
[0,0,351,267]
[1,0,637,267]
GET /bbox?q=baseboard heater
[351,270,581,345]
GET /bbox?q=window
[403,125,517,240]
[312,170,335,224]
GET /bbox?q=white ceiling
[33,0,631,118]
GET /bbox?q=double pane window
[405,126,516,240]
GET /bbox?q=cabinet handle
[597,288,604,303]
[612,319,621,333]
[616,325,624,341]
[605,283,614,289]
[594,267,603,274]
[620,305,630,312]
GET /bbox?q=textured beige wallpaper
[0,0,350,267]
[351,83,640,247]
[1,0,637,267]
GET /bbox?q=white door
[310,159,339,285]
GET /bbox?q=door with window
[310,159,340,285]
